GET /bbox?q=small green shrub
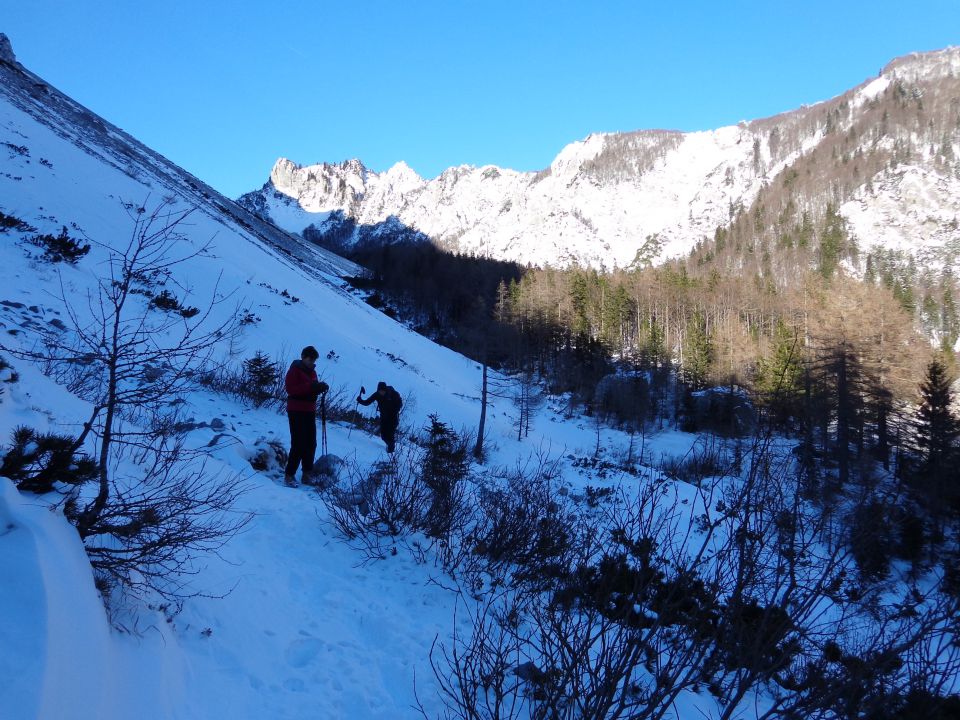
[30,226,90,264]
[149,289,199,318]
[0,426,98,493]
[243,352,280,408]
[0,210,35,233]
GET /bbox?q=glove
[356,395,363,403]
[313,381,329,394]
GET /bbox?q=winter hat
[301,345,319,360]
[377,381,387,391]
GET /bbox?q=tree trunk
[473,361,487,460]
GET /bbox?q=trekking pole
[320,393,328,455]
[348,385,364,439]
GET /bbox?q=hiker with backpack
[284,345,329,487]
[357,381,403,453]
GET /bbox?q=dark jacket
[358,385,402,421]
[285,360,327,413]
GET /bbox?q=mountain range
[238,46,960,272]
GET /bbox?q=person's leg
[381,418,397,453]
[285,412,302,477]
[302,413,317,476]
[286,412,317,481]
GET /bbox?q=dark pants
[380,416,398,453]
[286,411,316,476]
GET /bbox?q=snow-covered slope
[240,46,960,271]
[0,34,715,720]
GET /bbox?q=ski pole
[320,393,328,455]
[348,385,364,438]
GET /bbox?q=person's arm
[357,393,376,406]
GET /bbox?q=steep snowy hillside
[0,34,721,720]
[0,34,517,720]
[239,46,960,271]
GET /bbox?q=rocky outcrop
[0,34,16,64]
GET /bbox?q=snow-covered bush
[249,437,288,475]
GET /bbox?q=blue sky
[5,1,959,198]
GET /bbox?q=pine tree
[754,319,804,426]
[243,351,279,408]
[817,203,846,280]
[682,311,713,391]
[910,358,960,527]
[421,415,469,538]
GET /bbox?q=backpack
[383,387,403,417]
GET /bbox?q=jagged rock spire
[0,34,16,64]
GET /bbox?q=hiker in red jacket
[284,345,328,487]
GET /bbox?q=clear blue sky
[5,1,959,198]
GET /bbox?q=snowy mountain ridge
[240,46,960,271]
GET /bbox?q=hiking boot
[283,474,299,488]
[301,472,317,487]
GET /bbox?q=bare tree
[4,199,252,605]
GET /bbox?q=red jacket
[285,360,321,413]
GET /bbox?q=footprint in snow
[285,637,324,668]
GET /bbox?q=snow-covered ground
[0,50,721,720]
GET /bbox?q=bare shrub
[320,447,429,547]
[429,434,960,720]
[67,435,251,605]
[466,454,574,591]
[2,200,253,611]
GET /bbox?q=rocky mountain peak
[0,34,16,64]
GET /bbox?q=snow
[253,115,824,270]
[859,75,891,101]
[0,56,724,720]
[841,164,960,267]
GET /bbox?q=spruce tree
[755,319,804,426]
[421,415,469,538]
[243,351,279,408]
[910,358,960,526]
[682,311,713,391]
[817,203,845,280]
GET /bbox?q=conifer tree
[910,357,960,527]
[754,319,804,426]
[817,203,846,280]
[243,351,279,408]
[421,415,469,538]
[682,311,713,390]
